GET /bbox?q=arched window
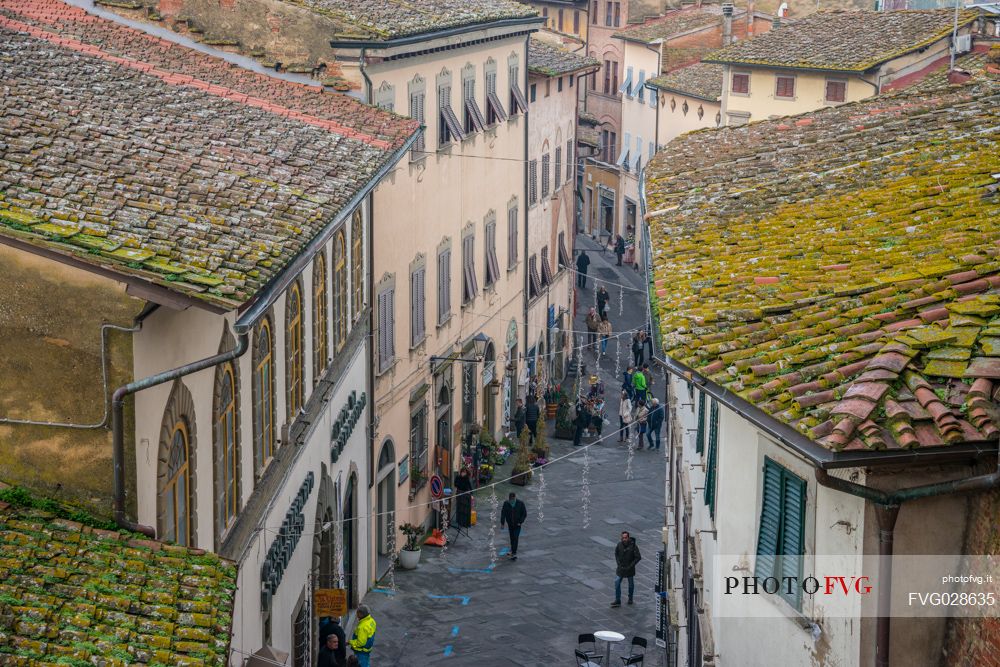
[215,355,240,539]
[313,251,329,383]
[253,314,276,477]
[157,379,197,546]
[334,231,348,351]
[287,280,304,418]
[351,210,363,319]
[164,421,192,545]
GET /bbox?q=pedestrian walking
[348,605,376,667]
[598,313,612,357]
[513,398,526,436]
[634,399,649,450]
[611,531,642,607]
[585,307,600,348]
[576,250,591,288]
[596,285,610,318]
[500,492,528,560]
[573,397,589,447]
[632,366,647,403]
[614,235,626,267]
[319,617,347,665]
[524,396,540,442]
[642,363,654,394]
[618,390,633,443]
[631,332,644,367]
[318,633,345,667]
[644,324,654,359]
[622,366,635,401]
[648,398,664,451]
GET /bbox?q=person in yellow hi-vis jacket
[349,605,376,667]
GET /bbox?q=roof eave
[329,15,545,49]
[647,80,720,102]
[529,63,601,77]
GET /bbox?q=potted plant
[398,523,424,570]
[542,384,564,419]
[554,396,576,440]
[532,426,550,459]
[511,429,533,486]
[409,464,426,489]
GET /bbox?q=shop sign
[260,471,315,611]
[314,588,348,618]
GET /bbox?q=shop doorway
[375,440,395,577]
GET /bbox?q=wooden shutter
[695,391,706,453]
[558,232,571,268]
[411,268,425,346]
[438,249,451,323]
[704,400,719,518]
[463,236,478,303]
[486,222,500,285]
[755,458,783,580]
[780,470,806,608]
[508,206,518,267]
[566,140,573,182]
[377,290,390,371]
[554,147,562,186]
[541,154,550,198]
[528,160,537,204]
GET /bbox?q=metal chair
[619,637,647,666]
[575,649,602,667]
[577,634,603,665]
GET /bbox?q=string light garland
[537,468,546,523]
[581,448,591,529]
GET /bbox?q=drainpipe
[523,32,531,364]
[111,330,250,536]
[815,458,1000,667]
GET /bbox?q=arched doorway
[435,384,452,476]
[343,474,357,608]
[375,440,396,577]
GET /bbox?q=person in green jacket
[632,368,647,403]
[349,605,376,667]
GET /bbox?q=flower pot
[399,548,421,570]
[546,403,558,419]
[510,471,531,486]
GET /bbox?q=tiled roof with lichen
[645,81,1000,452]
[647,62,723,101]
[613,6,725,43]
[0,0,418,311]
[277,0,539,40]
[528,37,599,76]
[0,499,236,666]
[704,9,977,71]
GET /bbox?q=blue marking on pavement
[427,594,471,605]
[446,564,495,574]
[498,547,510,556]
[452,625,460,637]
[371,588,396,596]
[443,645,453,657]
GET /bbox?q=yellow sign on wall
[314,589,348,618]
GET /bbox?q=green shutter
[779,471,806,609]
[695,392,706,453]
[755,458,783,580]
[704,400,719,518]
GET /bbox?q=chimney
[722,2,734,46]
[746,0,755,37]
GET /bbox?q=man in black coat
[524,397,540,442]
[454,468,473,526]
[318,617,347,665]
[500,492,528,560]
[572,398,588,447]
[647,398,664,451]
[512,398,526,436]
[596,285,610,318]
[614,235,626,266]
[576,250,591,288]
[611,531,641,607]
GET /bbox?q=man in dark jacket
[611,531,641,607]
[576,251,591,288]
[614,235,626,266]
[647,398,664,451]
[500,492,528,560]
[596,285,610,318]
[572,397,589,447]
[318,617,347,665]
[512,398,526,436]
[524,397,541,442]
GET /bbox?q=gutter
[109,130,420,537]
[523,32,531,360]
[329,16,544,50]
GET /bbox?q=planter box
[399,548,421,570]
[554,427,576,440]
[510,471,531,486]
[545,403,558,419]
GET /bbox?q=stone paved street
[361,235,668,666]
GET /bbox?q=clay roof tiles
[704,9,978,72]
[647,61,724,101]
[645,80,1000,452]
[528,37,600,76]
[613,5,725,43]
[0,0,419,311]
[0,500,236,665]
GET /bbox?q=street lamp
[429,331,490,366]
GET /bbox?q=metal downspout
[523,32,531,361]
[111,331,250,536]
[815,459,1000,667]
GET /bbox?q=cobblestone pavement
[361,235,667,666]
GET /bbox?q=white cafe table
[594,630,625,665]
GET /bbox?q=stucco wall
[721,65,872,124]
[0,245,144,514]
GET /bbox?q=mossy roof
[0,504,237,666]
[0,0,418,311]
[612,6,725,43]
[645,80,1000,452]
[276,0,538,41]
[647,62,723,101]
[528,37,600,76]
[704,9,978,72]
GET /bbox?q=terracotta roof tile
[528,37,599,76]
[704,10,978,72]
[647,61,723,102]
[646,80,1000,452]
[613,5,727,43]
[0,0,418,310]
